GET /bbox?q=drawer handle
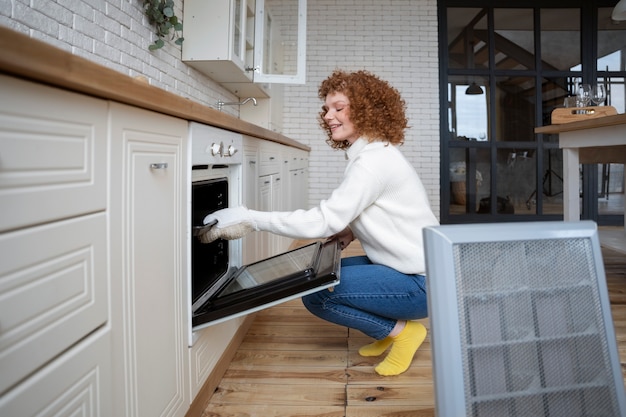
[150,163,168,169]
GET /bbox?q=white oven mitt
[195,206,257,243]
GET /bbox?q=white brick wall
[0,0,441,217]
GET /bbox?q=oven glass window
[219,242,319,296]
[191,178,229,303]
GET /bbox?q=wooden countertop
[0,26,309,151]
[535,112,626,134]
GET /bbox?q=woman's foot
[358,337,393,357]
[374,321,427,376]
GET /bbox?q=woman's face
[323,92,358,144]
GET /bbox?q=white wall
[0,0,440,217]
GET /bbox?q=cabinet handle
[249,160,257,164]
[150,163,168,169]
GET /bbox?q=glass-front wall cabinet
[441,2,625,225]
[183,0,306,96]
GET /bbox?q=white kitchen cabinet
[0,74,107,233]
[0,74,111,415]
[242,143,261,263]
[0,327,111,416]
[182,0,307,97]
[108,102,190,417]
[287,148,309,210]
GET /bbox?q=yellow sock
[358,337,393,357]
[374,321,427,376]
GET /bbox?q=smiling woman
[198,68,439,376]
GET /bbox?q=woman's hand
[329,227,354,250]
[194,207,256,243]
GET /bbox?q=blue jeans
[302,256,428,340]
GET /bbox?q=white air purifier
[423,221,625,417]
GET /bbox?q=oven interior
[191,177,230,307]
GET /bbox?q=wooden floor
[201,236,626,417]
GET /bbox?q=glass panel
[496,76,536,142]
[542,76,585,145]
[494,8,534,70]
[447,8,488,70]
[254,0,306,83]
[233,0,244,61]
[597,7,626,113]
[448,75,489,141]
[540,9,580,71]
[539,148,564,215]
[491,148,536,215]
[449,148,491,215]
[598,164,625,216]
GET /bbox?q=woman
[199,69,439,376]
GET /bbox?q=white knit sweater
[250,138,439,274]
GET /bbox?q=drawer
[0,213,108,395]
[0,328,111,416]
[0,75,107,232]
[259,149,280,176]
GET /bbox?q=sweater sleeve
[248,157,384,239]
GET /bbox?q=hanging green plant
[143,0,184,51]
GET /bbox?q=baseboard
[185,313,257,416]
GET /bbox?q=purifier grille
[452,237,620,417]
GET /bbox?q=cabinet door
[243,147,260,263]
[109,103,189,417]
[0,74,107,232]
[0,328,111,417]
[0,213,108,396]
[258,174,272,259]
[253,0,307,84]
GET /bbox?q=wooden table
[535,113,626,239]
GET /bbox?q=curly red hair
[318,70,408,150]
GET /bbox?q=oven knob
[225,145,238,156]
[210,142,223,156]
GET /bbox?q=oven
[188,122,243,337]
[188,122,341,336]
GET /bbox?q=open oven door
[192,239,341,330]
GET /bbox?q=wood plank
[210,382,345,406]
[535,112,626,134]
[346,406,435,417]
[221,366,347,385]
[347,384,435,406]
[246,322,348,338]
[240,335,347,351]
[202,404,346,417]
[229,349,347,368]
[347,366,434,384]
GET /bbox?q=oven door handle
[192,218,218,232]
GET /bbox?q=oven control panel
[189,122,243,166]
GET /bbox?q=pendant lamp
[465,82,483,95]
[613,0,626,20]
